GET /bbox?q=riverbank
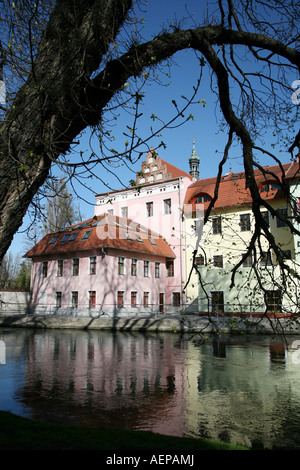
[0,312,299,334]
[0,411,248,450]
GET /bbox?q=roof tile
[25,214,176,259]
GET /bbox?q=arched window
[260,182,281,192]
[193,193,212,204]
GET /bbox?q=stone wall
[0,290,31,315]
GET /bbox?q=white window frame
[131,258,138,276]
[71,291,79,308]
[41,261,48,278]
[163,198,172,215]
[118,256,126,275]
[55,291,62,308]
[57,259,63,277]
[89,256,97,275]
[143,260,150,277]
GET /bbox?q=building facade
[183,160,300,316]
[94,147,193,310]
[25,214,176,316]
[25,143,300,318]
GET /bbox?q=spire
[189,138,199,180]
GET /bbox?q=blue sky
[9,0,298,257]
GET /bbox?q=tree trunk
[0,0,132,261]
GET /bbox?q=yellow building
[183,161,300,317]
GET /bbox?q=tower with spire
[189,139,200,181]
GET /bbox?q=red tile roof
[25,214,176,259]
[159,159,193,180]
[184,160,300,211]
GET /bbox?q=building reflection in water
[5,329,300,450]
[21,331,188,437]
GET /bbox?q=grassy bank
[0,411,248,450]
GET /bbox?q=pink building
[25,214,176,316]
[94,148,194,308]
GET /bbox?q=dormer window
[135,233,144,243]
[194,194,212,203]
[69,232,79,242]
[260,182,281,192]
[60,234,70,244]
[81,230,91,240]
[49,236,58,245]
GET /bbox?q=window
[121,206,128,218]
[60,234,70,244]
[164,198,172,214]
[131,259,137,276]
[143,292,149,307]
[41,261,48,278]
[149,237,157,246]
[213,255,223,268]
[280,249,292,260]
[107,209,113,215]
[89,291,96,308]
[123,230,133,241]
[172,292,181,307]
[260,183,281,192]
[146,202,153,217]
[261,211,269,227]
[260,251,272,266]
[71,291,78,308]
[72,258,79,276]
[57,260,63,277]
[194,194,212,203]
[242,254,252,267]
[144,260,150,277]
[118,257,125,275]
[265,290,282,313]
[49,236,58,245]
[89,256,97,275]
[117,291,124,308]
[155,262,160,278]
[211,291,224,313]
[131,291,137,308]
[195,255,204,267]
[81,230,92,240]
[240,213,251,231]
[276,208,288,227]
[166,260,174,277]
[134,233,144,243]
[55,292,62,308]
[212,216,222,235]
[69,232,79,242]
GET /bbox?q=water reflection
[1,327,300,449]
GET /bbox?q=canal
[1,327,300,449]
